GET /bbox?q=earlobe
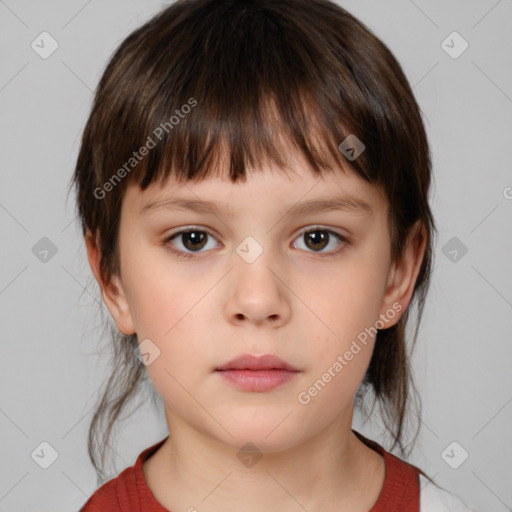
[84,230,136,336]
[380,221,427,327]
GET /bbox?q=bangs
[138,92,359,188]
[93,0,391,191]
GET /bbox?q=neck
[144,406,385,512]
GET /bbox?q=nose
[223,247,292,328]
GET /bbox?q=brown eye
[292,228,347,255]
[166,229,219,257]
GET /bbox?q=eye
[165,228,220,258]
[292,227,347,255]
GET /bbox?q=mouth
[215,354,300,392]
[215,353,299,372]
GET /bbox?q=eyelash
[163,226,349,260]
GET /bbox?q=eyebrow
[140,194,374,217]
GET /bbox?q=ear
[379,221,428,328]
[85,229,136,335]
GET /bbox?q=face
[95,152,418,453]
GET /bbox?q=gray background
[1,0,511,510]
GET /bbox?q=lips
[215,354,299,372]
[215,354,300,392]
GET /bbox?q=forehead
[123,148,389,219]
[126,172,389,221]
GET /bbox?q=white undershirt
[419,475,477,511]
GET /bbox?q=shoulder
[419,474,477,512]
[80,475,121,510]
[80,465,137,511]
[79,438,168,511]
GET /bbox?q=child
[73,0,476,510]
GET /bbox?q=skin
[86,148,427,512]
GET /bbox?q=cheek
[301,262,386,347]
[123,245,202,336]
[128,281,212,415]
[123,255,219,379]
[297,299,377,420]
[296,251,388,395]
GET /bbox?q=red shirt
[80,430,420,511]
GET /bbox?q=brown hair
[71,0,437,486]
